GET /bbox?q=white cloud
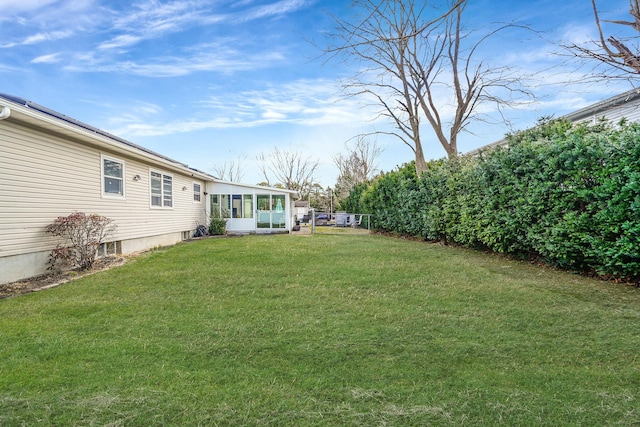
[108,0,207,43]
[262,110,288,120]
[0,62,22,72]
[560,23,597,47]
[65,43,287,77]
[0,0,56,15]
[0,0,97,49]
[22,33,49,45]
[31,53,61,64]
[23,30,73,45]
[133,101,164,116]
[100,0,310,51]
[103,78,374,139]
[1,0,314,82]
[98,34,143,50]
[202,78,370,126]
[239,0,308,22]
[1,0,97,25]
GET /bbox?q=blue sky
[0,0,635,186]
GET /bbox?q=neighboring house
[564,88,640,124]
[293,200,309,223]
[0,93,295,285]
[467,88,640,156]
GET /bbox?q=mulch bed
[0,256,126,299]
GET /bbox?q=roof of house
[466,88,640,156]
[0,93,216,181]
[212,178,299,195]
[563,88,640,123]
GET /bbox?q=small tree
[45,212,117,271]
[333,136,382,201]
[309,184,333,211]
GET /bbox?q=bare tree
[328,0,532,175]
[333,136,382,200]
[257,147,319,199]
[566,0,640,77]
[213,156,246,182]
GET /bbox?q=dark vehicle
[315,214,329,225]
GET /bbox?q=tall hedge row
[343,119,640,282]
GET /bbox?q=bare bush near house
[46,212,117,271]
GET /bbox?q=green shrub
[209,217,227,235]
[347,119,640,283]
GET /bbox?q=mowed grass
[1,233,639,426]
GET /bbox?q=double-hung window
[193,183,201,202]
[150,171,173,208]
[102,155,125,198]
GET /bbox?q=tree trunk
[414,141,428,176]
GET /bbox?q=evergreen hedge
[343,119,640,282]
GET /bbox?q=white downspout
[0,105,10,120]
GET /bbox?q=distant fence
[307,211,372,233]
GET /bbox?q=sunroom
[208,180,298,234]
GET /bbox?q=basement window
[98,241,121,257]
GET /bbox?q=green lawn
[1,233,639,426]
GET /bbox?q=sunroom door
[256,194,271,229]
[271,194,286,229]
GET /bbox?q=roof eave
[211,178,300,195]
[0,94,215,182]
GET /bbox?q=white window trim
[101,154,126,199]
[149,169,174,209]
[193,182,202,203]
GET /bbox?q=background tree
[308,184,334,211]
[333,136,382,202]
[566,0,640,77]
[212,156,246,182]
[328,0,532,175]
[257,147,319,199]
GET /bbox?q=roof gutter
[0,96,214,182]
[0,105,10,120]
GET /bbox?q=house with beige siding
[0,94,296,285]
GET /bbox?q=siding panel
[1,119,207,259]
